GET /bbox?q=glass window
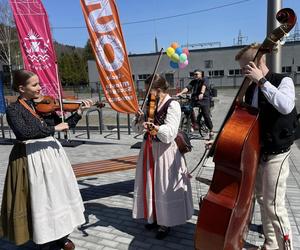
[204,60,213,69]
[286,66,292,73]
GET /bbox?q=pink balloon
[182,48,190,56]
[179,63,186,69]
[184,59,189,65]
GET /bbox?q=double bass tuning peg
[279,32,290,45]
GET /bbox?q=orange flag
[80,0,138,113]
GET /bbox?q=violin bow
[140,48,164,111]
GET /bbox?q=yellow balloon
[166,47,175,58]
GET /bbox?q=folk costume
[132,95,193,227]
[246,72,299,250]
[0,98,85,245]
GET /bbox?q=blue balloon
[170,61,179,69]
[175,47,183,55]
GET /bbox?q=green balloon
[179,53,187,63]
[171,53,180,62]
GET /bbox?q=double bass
[194,8,297,250]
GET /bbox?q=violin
[146,93,158,136]
[34,95,105,113]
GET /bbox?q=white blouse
[132,95,181,143]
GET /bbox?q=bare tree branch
[0,0,17,66]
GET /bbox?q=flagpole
[55,62,64,122]
[55,62,70,140]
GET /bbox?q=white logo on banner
[23,29,52,71]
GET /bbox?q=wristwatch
[258,77,267,86]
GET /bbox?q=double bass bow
[194,8,296,250]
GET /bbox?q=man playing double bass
[235,43,299,250]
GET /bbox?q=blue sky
[43,0,300,54]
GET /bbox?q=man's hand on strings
[244,61,264,84]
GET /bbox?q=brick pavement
[0,88,299,250]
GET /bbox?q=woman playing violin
[0,69,92,250]
[132,74,193,240]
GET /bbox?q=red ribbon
[143,133,156,220]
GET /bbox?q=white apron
[25,136,85,244]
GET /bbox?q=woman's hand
[204,139,214,149]
[134,108,144,123]
[55,122,69,132]
[77,99,93,115]
[143,122,159,132]
[136,108,144,118]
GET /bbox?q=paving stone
[1,88,300,249]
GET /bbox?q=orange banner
[80,0,138,113]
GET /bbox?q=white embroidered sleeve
[156,101,181,143]
[260,77,295,114]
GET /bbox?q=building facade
[88,41,300,91]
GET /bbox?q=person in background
[235,43,298,250]
[176,69,214,138]
[0,69,92,250]
[132,74,194,240]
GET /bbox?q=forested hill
[54,41,85,56]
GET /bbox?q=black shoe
[39,242,60,250]
[56,237,75,250]
[155,226,170,240]
[145,221,158,230]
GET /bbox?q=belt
[263,146,290,155]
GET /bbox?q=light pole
[266,0,282,73]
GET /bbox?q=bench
[72,155,138,178]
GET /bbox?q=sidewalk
[0,88,299,250]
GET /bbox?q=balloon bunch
[166,42,189,69]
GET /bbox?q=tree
[0,0,20,88]
[83,39,95,61]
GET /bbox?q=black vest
[245,72,299,153]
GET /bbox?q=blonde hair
[235,43,261,61]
